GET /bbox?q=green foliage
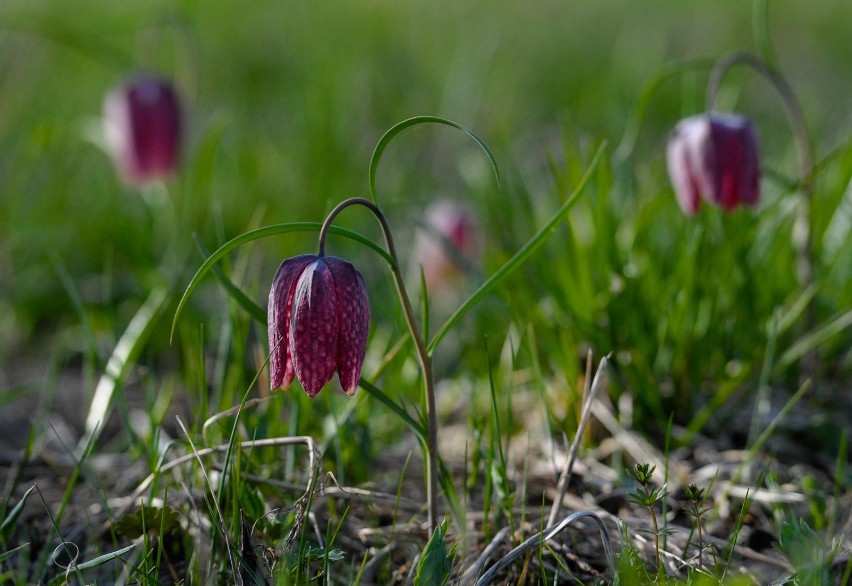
[775,519,844,586]
[113,504,181,538]
[1,0,850,583]
[0,485,36,543]
[415,519,452,586]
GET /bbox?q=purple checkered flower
[268,254,370,397]
[666,113,760,214]
[103,75,181,184]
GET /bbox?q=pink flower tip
[413,200,480,291]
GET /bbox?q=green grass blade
[170,223,391,342]
[613,59,714,164]
[369,115,501,204]
[776,307,852,370]
[829,430,847,537]
[194,235,267,325]
[775,283,819,337]
[0,485,36,542]
[72,543,138,571]
[358,378,426,444]
[80,286,171,452]
[428,141,607,354]
[0,542,29,564]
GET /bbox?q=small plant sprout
[683,482,711,569]
[666,113,760,215]
[103,74,182,184]
[627,463,667,572]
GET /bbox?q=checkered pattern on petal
[325,257,370,395]
[289,258,340,397]
[267,254,316,390]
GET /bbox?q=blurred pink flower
[666,113,760,214]
[268,254,370,397]
[413,200,480,291]
[103,75,181,184]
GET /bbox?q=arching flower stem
[706,51,814,289]
[318,196,440,533]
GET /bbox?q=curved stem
[318,196,440,532]
[705,51,814,288]
[752,0,777,70]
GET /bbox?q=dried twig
[547,355,609,527]
[475,511,614,585]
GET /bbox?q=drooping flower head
[268,254,370,397]
[103,75,181,184]
[412,200,480,291]
[666,113,760,215]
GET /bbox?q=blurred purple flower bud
[666,113,760,215]
[413,200,480,291]
[268,254,370,397]
[103,75,181,184]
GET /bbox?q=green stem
[318,197,440,533]
[705,51,814,289]
[697,514,704,569]
[650,505,661,572]
[706,50,818,375]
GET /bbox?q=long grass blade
[358,378,426,444]
[80,286,170,453]
[369,115,501,204]
[71,543,138,572]
[0,485,36,542]
[475,511,613,585]
[776,308,852,370]
[194,235,267,324]
[428,141,607,353]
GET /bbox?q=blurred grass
[0,0,849,428]
[0,0,849,425]
[0,0,851,580]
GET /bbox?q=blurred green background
[1,0,850,434]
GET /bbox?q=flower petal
[666,113,761,214]
[666,120,704,215]
[290,258,339,397]
[103,76,181,184]
[325,257,370,395]
[268,254,316,390]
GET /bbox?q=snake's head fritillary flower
[103,75,181,184]
[666,113,760,215]
[268,254,370,397]
[413,200,479,291]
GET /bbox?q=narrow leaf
[429,141,607,353]
[194,235,267,324]
[81,286,170,451]
[358,378,426,444]
[777,308,852,370]
[73,543,138,571]
[0,542,29,564]
[369,115,500,204]
[1,484,36,541]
